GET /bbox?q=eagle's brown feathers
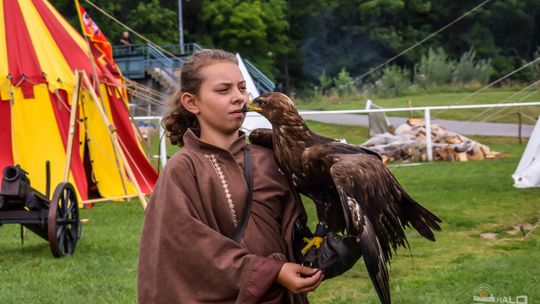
[248,92,441,304]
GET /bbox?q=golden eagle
[247,92,441,304]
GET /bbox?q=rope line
[519,111,539,123]
[429,56,540,127]
[355,0,493,81]
[439,56,540,108]
[479,88,540,123]
[462,79,540,123]
[100,79,168,107]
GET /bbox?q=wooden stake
[81,72,148,209]
[517,110,522,145]
[63,71,82,182]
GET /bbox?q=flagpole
[178,0,184,54]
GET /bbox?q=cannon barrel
[4,166,23,181]
[1,165,31,199]
[0,165,47,210]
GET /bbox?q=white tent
[236,53,272,134]
[513,116,540,188]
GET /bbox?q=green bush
[333,68,356,97]
[453,49,494,86]
[300,48,531,101]
[522,47,540,83]
[312,68,358,101]
[374,65,410,97]
[414,47,455,88]
[318,70,333,95]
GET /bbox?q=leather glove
[304,232,362,280]
[318,232,362,279]
[292,220,362,280]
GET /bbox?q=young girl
[138,49,322,303]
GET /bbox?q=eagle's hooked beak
[245,99,262,112]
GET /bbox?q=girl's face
[189,61,248,140]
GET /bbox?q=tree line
[52,0,540,95]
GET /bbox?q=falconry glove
[311,232,362,280]
[293,220,362,280]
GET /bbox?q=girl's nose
[232,87,246,103]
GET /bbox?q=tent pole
[81,72,148,209]
[63,71,82,182]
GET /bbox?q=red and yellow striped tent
[0,0,157,203]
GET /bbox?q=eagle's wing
[326,152,441,304]
[248,128,273,149]
[330,154,409,242]
[328,154,408,304]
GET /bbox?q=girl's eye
[239,86,247,92]
[217,88,228,93]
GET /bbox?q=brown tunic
[138,129,308,303]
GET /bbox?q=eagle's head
[247,92,299,124]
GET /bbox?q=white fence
[135,101,540,167]
[133,116,168,167]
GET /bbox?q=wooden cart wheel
[48,182,81,258]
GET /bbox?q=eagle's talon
[301,236,324,255]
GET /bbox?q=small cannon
[0,163,81,258]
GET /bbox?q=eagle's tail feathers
[401,192,442,242]
[380,206,410,253]
[361,216,391,304]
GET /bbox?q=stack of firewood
[361,118,501,164]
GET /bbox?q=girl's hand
[276,262,324,294]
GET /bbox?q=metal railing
[244,59,275,93]
[160,43,203,56]
[147,44,175,68]
[146,43,177,82]
[112,43,202,58]
[113,43,184,79]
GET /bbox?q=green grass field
[297,89,540,125]
[0,123,538,303]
